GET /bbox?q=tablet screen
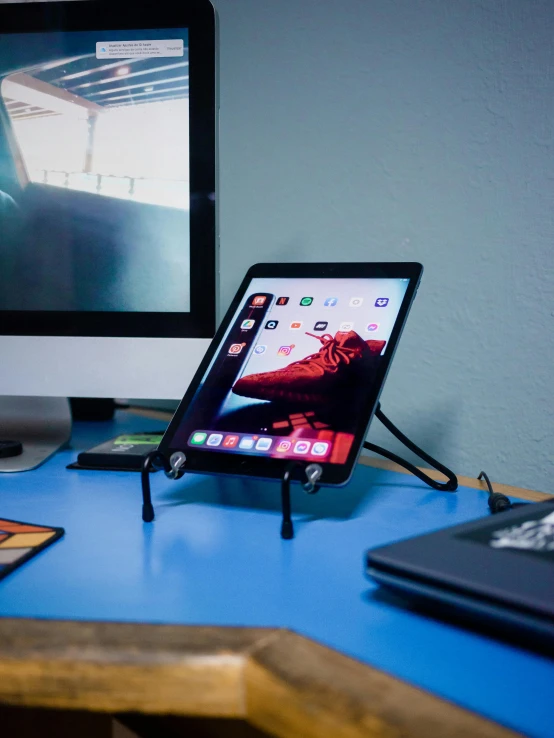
[168,276,410,466]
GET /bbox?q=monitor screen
[0,28,190,314]
[0,1,216,400]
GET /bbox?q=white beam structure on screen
[3,73,104,117]
[102,85,189,103]
[88,75,189,96]
[34,55,92,73]
[72,61,188,90]
[106,93,188,107]
[55,57,145,82]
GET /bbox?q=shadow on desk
[155,462,459,528]
[157,470,378,525]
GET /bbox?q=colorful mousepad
[0,518,64,581]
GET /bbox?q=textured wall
[215,0,554,492]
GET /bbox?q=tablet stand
[280,461,322,539]
[363,403,458,493]
[141,450,322,540]
[140,402,458,536]
[141,450,186,523]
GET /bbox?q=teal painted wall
[215,0,554,492]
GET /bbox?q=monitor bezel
[0,0,216,338]
[160,262,423,487]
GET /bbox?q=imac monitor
[0,0,216,403]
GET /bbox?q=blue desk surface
[0,412,552,737]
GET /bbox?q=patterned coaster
[0,518,64,581]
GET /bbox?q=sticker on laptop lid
[457,508,554,563]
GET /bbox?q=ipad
[160,262,423,486]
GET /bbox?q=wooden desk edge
[0,618,521,738]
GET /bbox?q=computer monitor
[0,0,217,470]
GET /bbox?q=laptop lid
[367,499,554,620]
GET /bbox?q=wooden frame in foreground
[0,618,520,738]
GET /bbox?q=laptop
[366,499,554,647]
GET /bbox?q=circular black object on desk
[0,440,23,458]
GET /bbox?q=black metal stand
[363,403,458,493]
[282,404,459,538]
[280,461,323,540]
[280,465,294,540]
[141,449,186,522]
[141,450,322,540]
[139,402,458,536]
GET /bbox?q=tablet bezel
[160,262,423,486]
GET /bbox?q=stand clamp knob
[302,463,323,494]
[166,451,187,480]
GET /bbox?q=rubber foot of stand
[142,503,155,523]
[281,520,294,540]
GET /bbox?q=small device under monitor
[0,0,217,470]
[69,432,165,471]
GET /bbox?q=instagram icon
[278,344,294,356]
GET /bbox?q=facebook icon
[324,297,338,307]
[375,297,389,307]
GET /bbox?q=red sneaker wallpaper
[171,277,410,465]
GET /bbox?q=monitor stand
[0,397,71,472]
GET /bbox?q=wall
[215,0,554,492]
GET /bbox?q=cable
[477,470,525,514]
[363,403,458,492]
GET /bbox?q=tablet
[160,262,422,486]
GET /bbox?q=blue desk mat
[0,412,552,737]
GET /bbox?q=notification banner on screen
[96,40,184,59]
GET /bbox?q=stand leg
[141,451,186,523]
[280,462,323,539]
[281,469,294,540]
[141,451,169,523]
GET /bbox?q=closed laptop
[366,499,554,647]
